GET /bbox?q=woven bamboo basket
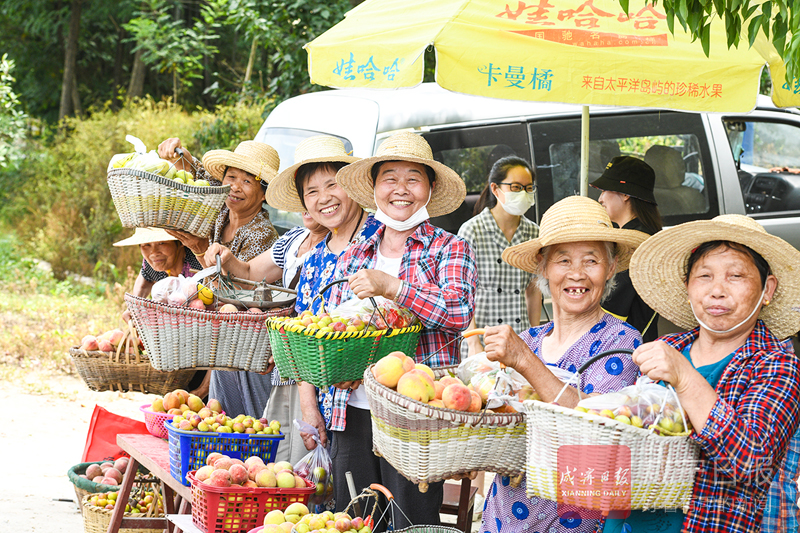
[70,324,195,394]
[107,167,229,238]
[522,349,700,512]
[363,365,526,492]
[81,493,163,533]
[125,293,292,372]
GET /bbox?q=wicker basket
[81,493,163,533]
[523,398,700,512]
[363,365,526,491]
[267,317,422,388]
[125,293,292,372]
[107,167,229,238]
[70,325,195,394]
[69,462,159,514]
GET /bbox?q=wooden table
[107,434,193,533]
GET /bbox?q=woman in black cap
[590,155,662,342]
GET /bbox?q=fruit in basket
[219,303,239,313]
[468,390,482,412]
[85,464,103,479]
[174,169,192,183]
[441,382,472,411]
[207,469,232,487]
[396,369,435,403]
[276,471,296,488]
[195,465,215,482]
[255,468,277,487]
[80,335,99,351]
[372,355,406,388]
[229,463,248,485]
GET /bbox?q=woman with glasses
[457,156,541,357]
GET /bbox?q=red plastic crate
[188,472,315,533]
[140,404,175,439]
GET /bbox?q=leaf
[747,14,762,47]
[620,0,630,14]
[701,22,711,56]
[678,0,689,26]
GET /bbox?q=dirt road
[0,375,154,533]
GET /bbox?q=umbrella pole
[580,105,589,197]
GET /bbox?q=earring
[764,300,770,306]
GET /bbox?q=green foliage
[636,0,800,83]
[192,101,270,154]
[0,54,27,169]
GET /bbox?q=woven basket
[70,325,195,394]
[125,293,293,372]
[363,365,526,491]
[69,462,159,514]
[107,167,229,238]
[81,493,163,533]
[523,400,700,512]
[267,317,422,388]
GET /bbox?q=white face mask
[374,188,432,232]
[498,190,535,216]
[689,285,767,335]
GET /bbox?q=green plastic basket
[267,320,421,388]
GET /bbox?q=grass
[0,231,133,391]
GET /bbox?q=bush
[0,98,264,282]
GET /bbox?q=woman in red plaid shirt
[611,214,800,532]
[317,131,477,529]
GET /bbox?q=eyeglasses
[498,182,536,193]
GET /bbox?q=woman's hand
[158,138,194,173]
[165,230,208,256]
[332,380,362,391]
[632,341,695,394]
[204,243,234,270]
[347,270,401,300]
[300,411,328,451]
[482,325,532,371]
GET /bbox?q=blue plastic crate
[166,422,284,486]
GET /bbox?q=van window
[724,119,800,215]
[529,112,717,225]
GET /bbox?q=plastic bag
[292,420,334,510]
[330,295,418,330]
[455,352,580,412]
[151,276,182,303]
[107,135,175,178]
[576,376,692,435]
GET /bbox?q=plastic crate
[188,472,314,533]
[140,404,176,439]
[167,422,284,486]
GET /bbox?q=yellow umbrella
[306,0,799,192]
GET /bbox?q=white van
[255,83,800,250]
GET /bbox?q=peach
[273,461,293,472]
[151,398,165,412]
[442,383,472,411]
[229,464,248,485]
[92,475,106,483]
[174,389,189,404]
[387,351,415,372]
[255,469,277,487]
[163,392,181,411]
[276,471,296,488]
[108,328,125,346]
[186,394,204,412]
[81,335,98,351]
[467,390,482,412]
[195,465,215,482]
[248,307,263,314]
[476,378,496,402]
[396,370,435,403]
[248,464,267,481]
[244,456,265,469]
[207,469,231,487]
[104,467,123,484]
[97,339,114,352]
[414,364,435,380]
[439,376,463,388]
[219,303,238,313]
[207,398,223,413]
[428,399,445,408]
[100,476,118,486]
[433,380,446,400]
[243,480,258,488]
[188,298,206,310]
[294,474,307,488]
[214,457,233,470]
[372,355,406,388]
[85,464,103,479]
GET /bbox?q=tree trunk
[244,36,258,86]
[71,78,84,118]
[173,70,177,104]
[127,49,145,99]
[58,0,82,122]
[111,29,124,109]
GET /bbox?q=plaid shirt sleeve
[395,232,477,334]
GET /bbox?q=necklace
[348,210,365,243]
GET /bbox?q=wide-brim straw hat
[629,214,800,339]
[502,196,649,273]
[113,227,177,247]
[267,136,360,213]
[202,140,280,183]
[336,131,466,217]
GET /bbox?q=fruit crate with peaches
[363,350,527,492]
[266,283,422,388]
[125,292,292,373]
[167,418,285,486]
[107,148,230,238]
[69,325,195,395]
[188,466,314,533]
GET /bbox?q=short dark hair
[294,161,348,209]
[370,160,436,186]
[685,241,771,287]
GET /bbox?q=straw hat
[113,227,177,247]
[202,141,280,183]
[267,136,360,213]
[629,214,800,339]
[336,131,466,217]
[502,196,649,273]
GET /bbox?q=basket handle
[313,278,387,329]
[551,348,635,405]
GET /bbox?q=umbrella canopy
[307,0,799,113]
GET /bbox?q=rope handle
[343,487,380,521]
